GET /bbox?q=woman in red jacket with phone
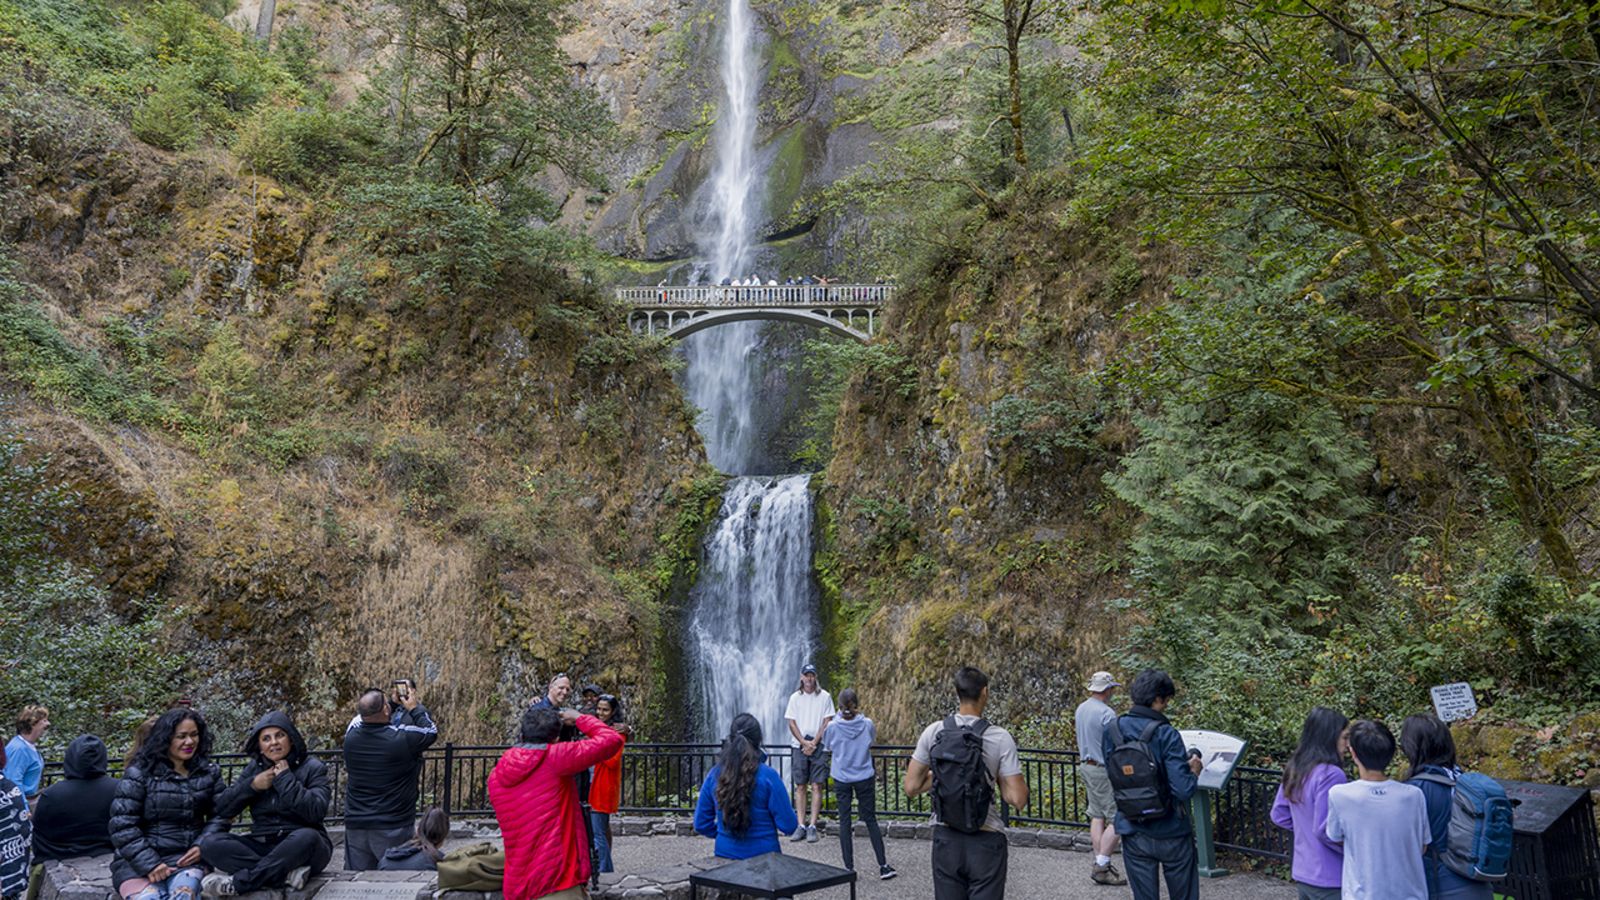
[489,707,622,900]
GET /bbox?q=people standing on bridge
[784,663,836,843]
[693,713,798,860]
[199,712,332,897]
[824,688,896,880]
[1074,671,1126,886]
[0,743,31,900]
[1102,669,1203,900]
[1400,714,1493,900]
[32,734,120,862]
[341,683,438,870]
[904,666,1028,900]
[489,705,622,900]
[4,704,49,804]
[1270,707,1349,900]
[1324,720,1431,900]
[109,708,225,900]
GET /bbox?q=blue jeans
[589,811,613,873]
[1122,831,1198,900]
[126,868,203,900]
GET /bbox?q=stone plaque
[315,882,425,900]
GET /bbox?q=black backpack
[930,716,993,833]
[1106,718,1172,823]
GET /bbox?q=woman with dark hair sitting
[1402,715,1493,900]
[1270,707,1349,900]
[198,712,332,896]
[693,714,798,860]
[378,808,450,871]
[109,708,225,900]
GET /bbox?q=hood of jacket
[64,734,110,779]
[242,711,309,767]
[828,715,871,741]
[494,745,550,789]
[383,843,432,863]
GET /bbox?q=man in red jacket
[489,706,623,900]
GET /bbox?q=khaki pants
[534,888,586,900]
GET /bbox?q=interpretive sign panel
[1430,682,1478,722]
[1178,729,1247,792]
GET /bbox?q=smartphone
[393,679,413,700]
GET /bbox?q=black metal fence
[43,742,1290,862]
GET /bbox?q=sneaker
[806,825,819,843]
[286,866,312,892]
[201,874,236,899]
[879,865,898,881]
[790,826,808,842]
[1090,863,1127,886]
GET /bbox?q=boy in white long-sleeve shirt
[1325,719,1431,900]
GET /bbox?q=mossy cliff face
[1,90,713,745]
[817,187,1167,743]
[557,0,971,272]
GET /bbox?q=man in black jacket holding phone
[342,681,437,870]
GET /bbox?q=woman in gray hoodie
[823,689,895,880]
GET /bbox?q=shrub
[131,80,201,150]
[234,104,366,184]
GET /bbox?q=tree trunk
[1006,28,1027,168]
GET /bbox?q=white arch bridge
[617,284,893,342]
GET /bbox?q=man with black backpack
[903,667,1029,900]
[1102,669,1204,900]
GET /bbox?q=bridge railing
[44,741,1287,862]
[616,284,895,308]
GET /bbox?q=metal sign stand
[1178,729,1250,879]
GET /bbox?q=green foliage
[234,104,369,184]
[0,426,187,753]
[988,359,1102,466]
[796,338,917,467]
[368,0,613,213]
[345,177,507,298]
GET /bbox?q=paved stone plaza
[37,821,1292,900]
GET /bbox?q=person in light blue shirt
[824,689,895,880]
[1326,720,1431,900]
[3,705,50,803]
[693,714,798,860]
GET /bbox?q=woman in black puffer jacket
[109,708,225,900]
[198,712,333,895]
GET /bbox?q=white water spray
[687,475,816,744]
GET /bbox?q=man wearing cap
[1076,671,1126,886]
[783,664,836,843]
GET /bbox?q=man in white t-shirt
[1325,719,1431,900]
[904,667,1028,900]
[784,663,836,842]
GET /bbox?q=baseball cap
[801,664,818,675]
[1086,671,1120,692]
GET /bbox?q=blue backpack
[1411,771,1515,882]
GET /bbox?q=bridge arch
[634,307,874,343]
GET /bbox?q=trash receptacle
[1496,778,1600,900]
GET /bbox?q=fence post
[441,743,455,817]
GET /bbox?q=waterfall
[679,0,820,748]
[686,475,816,744]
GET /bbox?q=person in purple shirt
[1271,707,1349,900]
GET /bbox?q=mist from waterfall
[680,0,819,748]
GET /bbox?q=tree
[375,0,612,212]
[929,0,1065,169]
[1078,0,1600,585]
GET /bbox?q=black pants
[834,777,886,871]
[198,829,332,893]
[931,827,1008,900]
[1122,831,1198,900]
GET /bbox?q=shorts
[1081,762,1116,821]
[792,747,830,785]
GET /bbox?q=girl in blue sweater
[694,715,798,859]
